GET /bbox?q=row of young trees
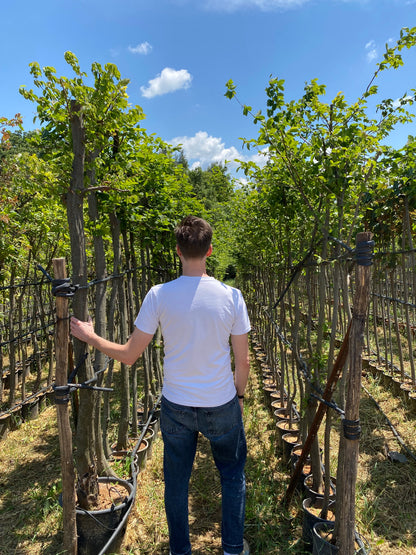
[224,26,416,552]
[0,52,239,514]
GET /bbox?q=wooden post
[335,232,373,554]
[53,258,77,554]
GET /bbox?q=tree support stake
[53,257,77,554]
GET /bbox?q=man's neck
[181,259,209,277]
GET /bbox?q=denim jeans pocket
[201,396,241,437]
[161,396,193,434]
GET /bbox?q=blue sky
[2,0,416,176]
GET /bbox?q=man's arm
[70,316,154,365]
[231,333,250,410]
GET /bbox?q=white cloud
[365,39,377,63]
[393,95,414,109]
[170,131,269,171]
[203,0,309,11]
[128,41,153,55]
[141,67,192,98]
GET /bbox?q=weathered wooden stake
[53,257,77,554]
[335,232,373,554]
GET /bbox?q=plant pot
[302,496,335,547]
[367,361,382,378]
[270,396,288,411]
[0,413,10,440]
[76,476,134,555]
[3,369,22,390]
[9,405,22,430]
[37,390,47,411]
[361,356,370,370]
[21,396,40,421]
[255,351,267,363]
[312,521,369,554]
[45,385,55,405]
[276,419,299,448]
[381,371,393,389]
[262,386,278,407]
[400,379,416,404]
[263,376,277,387]
[304,474,336,501]
[273,407,299,423]
[262,369,274,380]
[138,418,160,439]
[312,521,339,554]
[391,376,403,396]
[291,445,313,491]
[143,427,155,459]
[281,432,300,465]
[408,391,416,414]
[133,438,150,472]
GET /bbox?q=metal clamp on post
[53,384,72,405]
[37,264,79,298]
[53,353,113,405]
[52,278,79,298]
[354,240,375,267]
[343,418,361,440]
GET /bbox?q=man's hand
[70,318,154,365]
[70,316,95,344]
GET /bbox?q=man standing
[71,216,250,555]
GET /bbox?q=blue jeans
[161,395,247,555]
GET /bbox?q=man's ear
[176,245,182,257]
[206,244,213,258]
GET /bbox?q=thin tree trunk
[87,152,115,477]
[8,267,16,407]
[67,101,98,508]
[110,213,130,451]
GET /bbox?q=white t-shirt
[134,275,251,407]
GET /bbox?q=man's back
[135,275,250,406]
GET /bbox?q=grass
[0,402,64,554]
[1,351,416,553]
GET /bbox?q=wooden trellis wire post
[53,257,77,554]
[334,231,374,554]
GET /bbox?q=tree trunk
[67,100,99,509]
[109,212,130,451]
[8,266,16,407]
[87,153,115,477]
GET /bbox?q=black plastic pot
[274,407,300,423]
[21,396,40,421]
[281,432,300,465]
[312,522,369,554]
[9,406,22,430]
[133,438,149,472]
[0,413,10,440]
[304,474,336,502]
[276,419,299,451]
[302,497,335,548]
[76,477,135,555]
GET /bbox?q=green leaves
[224,79,236,99]
[222,25,416,276]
